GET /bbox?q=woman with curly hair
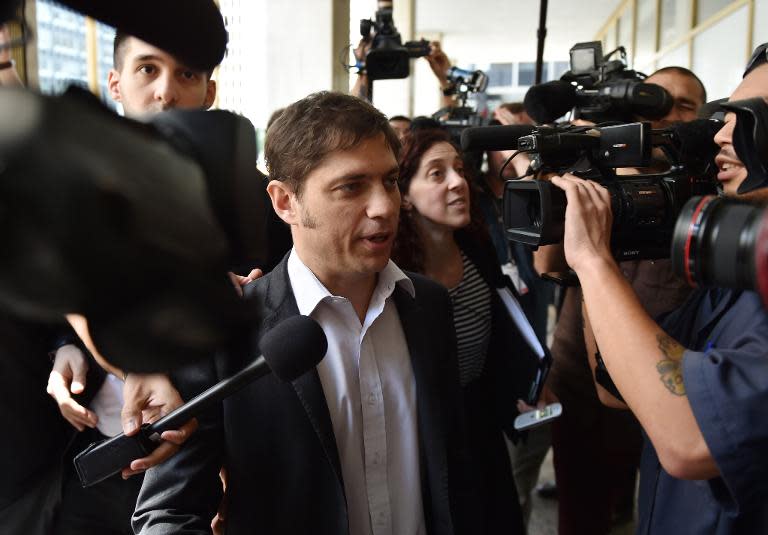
[392,127,537,535]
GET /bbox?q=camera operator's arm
[351,38,371,100]
[0,24,22,88]
[425,41,455,109]
[582,302,629,409]
[551,173,718,480]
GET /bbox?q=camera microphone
[460,124,536,152]
[524,81,577,124]
[73,315,328,487]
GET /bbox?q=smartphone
[514,402,562,431]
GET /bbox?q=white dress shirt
[287,250,426,535]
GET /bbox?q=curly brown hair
[392,128,490,273]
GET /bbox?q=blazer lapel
[260,258,345,489]
[393,285,452,530]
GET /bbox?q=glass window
[692,4,748,100]
[755,0,768,50]
[487,62,513,87]
[635,0,658,72]
[660,0,691,49]
[517,62,536,87]
[618,8,634,59]
[656,43,690,70]
[696,0,736,25]
[36,0,87,95]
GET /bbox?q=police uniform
[638,288,768,534]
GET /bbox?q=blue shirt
[638,289,768,534]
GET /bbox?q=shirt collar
[286,248,414,317]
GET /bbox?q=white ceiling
[414,0,623,63]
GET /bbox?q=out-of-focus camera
[524,41,673,124]
[359,0,430,80]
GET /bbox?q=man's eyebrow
[131,54,162,63]
[334,166,400,183]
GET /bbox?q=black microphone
[73,315,328,487]
[524,81,577,124]
[460,124,536,152]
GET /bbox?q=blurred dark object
[0,0,226,73]
[359,0,429,80]
[0,88,266,372]
[524,41,672,124]
[672,195,768,307]
[721,98,768,193]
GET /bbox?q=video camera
[524,41,673,124]
[461,118,721,261]
[359,0,430,80]
[0,88,267,373]
[672,97,768,307]
[433,66,490,134]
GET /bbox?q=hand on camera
[426,41,451,88]
[120,373,197,478]
[47,344,98,432]
[550,173,613,273]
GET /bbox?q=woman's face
[404,141,471,230]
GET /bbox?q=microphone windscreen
[259,315,327,382]
[524,81,577,124]
[58,0,227,72]
[460,124,536,152]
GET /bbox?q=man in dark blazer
[133,92,477,535]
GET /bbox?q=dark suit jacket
[133,256,478,535]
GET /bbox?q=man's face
[389,119,411,142]
[714,63,768,195]
[107,37,216,117]
[275,134,401,289]
[645,70,705,128]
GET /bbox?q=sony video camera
[672,97,768,306]
[360,0,430,80]
[461,118,721,261]
[524,41,673,124]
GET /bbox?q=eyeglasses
[744,43,768,77]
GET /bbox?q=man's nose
[367,184,400,219]
[154,73,179,107]
[714,119,735,148]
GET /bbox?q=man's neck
[294,248,378,324]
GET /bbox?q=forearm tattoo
[656,333,686,396]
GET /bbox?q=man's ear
[266,179,299,225]
[107,69,122,103]
[203,79,216,110]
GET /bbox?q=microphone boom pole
[535,0,548,85]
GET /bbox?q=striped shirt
[448,252,493,386]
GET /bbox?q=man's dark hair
[389,115,411,123]
[265,91,400,198]
[112,29,214,78]
[650,66,707,103]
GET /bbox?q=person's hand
[425,41,451,87]
[550,173,613,273]
[228,268,263,297]
[47,344,98,431]
[120,373,197,478]
[353,38,372,66]
[0,24,12,63]
[494,107,527,126]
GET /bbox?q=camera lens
[672,196,766,292]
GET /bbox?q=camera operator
[552,48,768,533]
[46,29,219,535]
[540,65,708,535]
